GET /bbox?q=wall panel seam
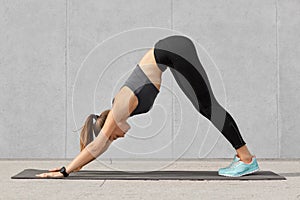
[276,0,280,158]
[64,0,69,159]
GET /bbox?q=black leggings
[153,35,246,150]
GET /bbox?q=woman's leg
[153,35,253,162]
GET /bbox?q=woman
[36,35,260,178]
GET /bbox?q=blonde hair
[73,109,110,171]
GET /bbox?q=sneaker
[218,154,260,177]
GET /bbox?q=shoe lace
[226,160,239,168]
[229,162,240,169]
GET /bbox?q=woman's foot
[218,154,260,177]
[237,154,253,164]
[235,144,253,164]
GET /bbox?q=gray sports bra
[112,64,160,117]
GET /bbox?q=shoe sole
[218,167,260,177]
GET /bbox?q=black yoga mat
[11,169,286,180]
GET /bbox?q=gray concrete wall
[0,0,299,159]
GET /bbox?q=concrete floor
[1,158,300,200]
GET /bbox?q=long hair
[73,109,110,171]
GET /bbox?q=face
[109,120,131,141]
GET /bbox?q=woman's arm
[36,106,132,177]
[66,146,97,173]
[36,86,136,177]
[66,104,133,171]
[36,117,122,178]
[65,91,135,174]
[35,128,113,177]
[65,109,132,174]
[65,129,112,174]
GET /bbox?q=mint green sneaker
[218,154,260,177]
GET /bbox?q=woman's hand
[35,167,64,178]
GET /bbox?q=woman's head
[79,109,110,152]
[71,109,110,172]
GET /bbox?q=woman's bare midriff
[138,48,162,91]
